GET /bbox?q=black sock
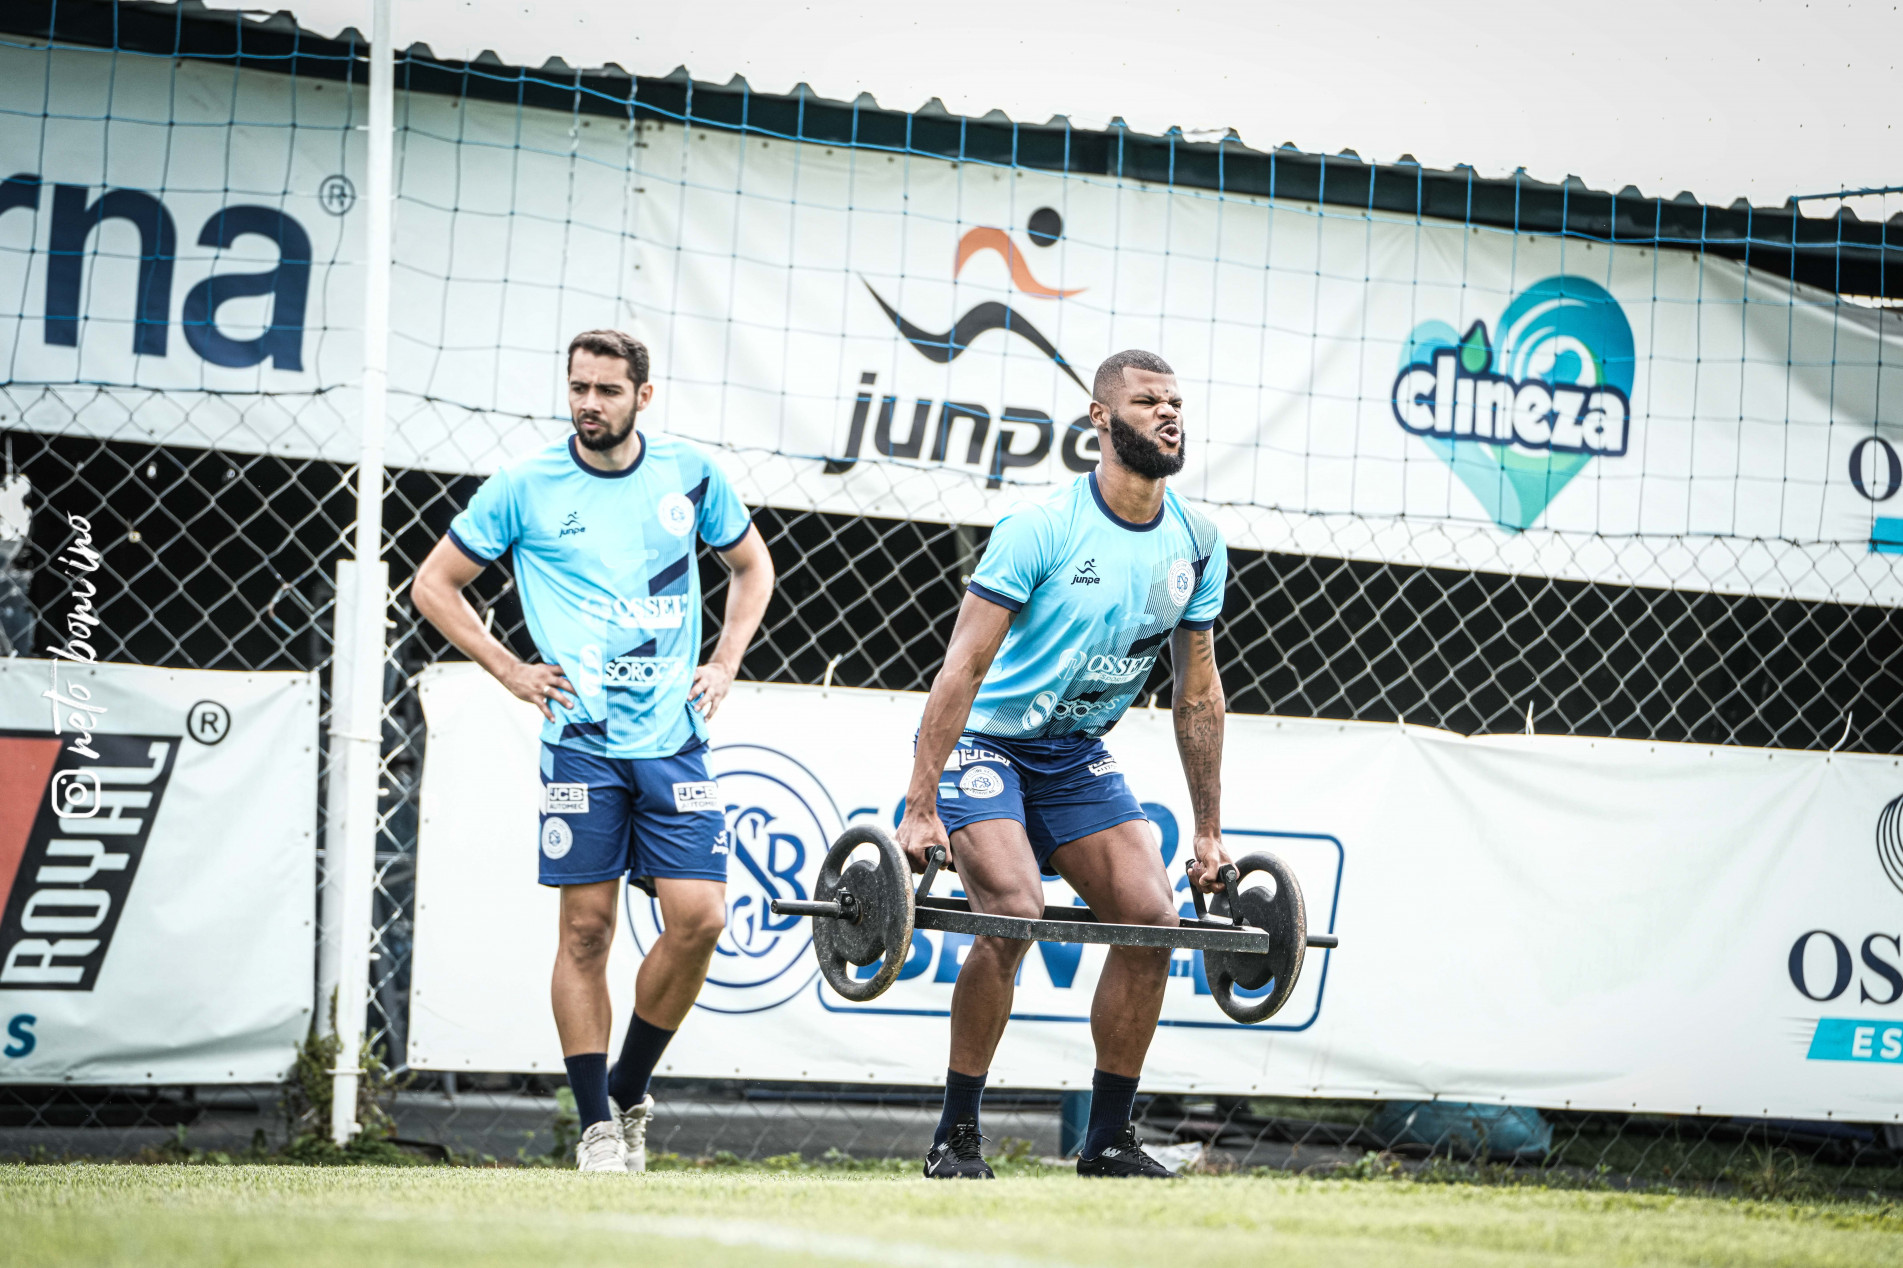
[607,1013,676,1108]
[934,1068,987,1147]
[1082,1069,1141,1158]
[564,1053,611,1130]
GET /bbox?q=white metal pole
[330,0,395,1147]
[315,564,359,1036]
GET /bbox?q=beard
[573,410,636,452]
[1107,409,1185,479]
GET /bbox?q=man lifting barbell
[895,350,1234,1180]
[772,352,1334,1177]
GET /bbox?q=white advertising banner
[5,42,1900,602]
[411,665,1903,1122]
[0,659,318,1084]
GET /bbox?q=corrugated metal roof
[14,0,1900,298]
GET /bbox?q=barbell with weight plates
[770,825,1338,1024]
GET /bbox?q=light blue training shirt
[448,432,753,758]
[964,472,1227,741]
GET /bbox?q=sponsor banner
[411,666,1903,1120]
[0,660,317,1084]
[4,45,1899,601]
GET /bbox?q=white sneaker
[609,1093,654,1173]
[575,1119,628,1172]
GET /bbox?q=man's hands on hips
[1185,832,1235,893]
[894,805,952,875]
[690,661,735,719]
[504,660,574,722]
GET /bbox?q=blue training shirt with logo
[447,432,753,759]
[964,471,1226,742]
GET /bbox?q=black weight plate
[812,824,915,1003]
[1204,851,1307,1024]
[830,859,890,966]
[1221,883,1279,991]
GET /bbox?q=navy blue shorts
[537,742,729,889]
[933,733,1149,871]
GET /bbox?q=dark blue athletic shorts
[536,741,729,889]
[931,732,1148,871]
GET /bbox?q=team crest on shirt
[1167,559,1195,606]
[657,492,695,538]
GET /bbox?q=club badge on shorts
[958,766,1004,799]
[540,817,573,859]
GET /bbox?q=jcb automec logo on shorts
[673,781,721,813]
[543,783,589,815]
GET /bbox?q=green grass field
[2,1164,1900,1268]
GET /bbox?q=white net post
[327,0,397,1147]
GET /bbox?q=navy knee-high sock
[564,1053,611,1130]
[608,1013,676,1107]
[1082,1069,1141,1158]
[934,1068,987,1147]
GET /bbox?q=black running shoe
[1076,1123,1175,1178]
[923,1118,995,1179]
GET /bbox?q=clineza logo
[827,207,1100,487]
[1392,275,1636,531]
[625,744,842,1013]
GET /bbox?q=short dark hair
[566,329,650,386]
[1092,348,1174,403]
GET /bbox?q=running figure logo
[860,208,1088,391]
[1070,559,1100,586]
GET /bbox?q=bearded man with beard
[411,330,774,1173]
[895,349,1232,1180]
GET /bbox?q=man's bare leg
[633,878,727,1027]
[551,879,621,1147]
[608,878,725,1127]
[1049,820,1178,1165]
[923,817,1044,1171]
[945,819,1047,1073]
[1049,821,1179,1075]
[552,880,621,1055]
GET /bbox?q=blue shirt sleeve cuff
[966,581,1023,613]
[446,527,496,565]
[707,512,756,553]
[1178,616,1216,631]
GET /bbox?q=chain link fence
[2,0,1900,1195]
